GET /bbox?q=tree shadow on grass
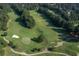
[37,11,54,27]
[62,35,79,42]
[53,28,79,42]
[15,17,27,28]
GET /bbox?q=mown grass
[6,10,60,54]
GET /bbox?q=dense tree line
[40,4,79,21]
[10,4,37,28]
[37,6,79,36]
[0,4,12,13]
[37,7,67,27]
[10,3,38,15]
[0,4,11,31]
[10,4,25,15]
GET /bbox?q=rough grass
[3,47,20,56]
[0,49,4,56]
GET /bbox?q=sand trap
[12,34,20,39]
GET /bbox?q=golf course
[0,4,79,56]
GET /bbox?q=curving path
[3,37,69,56]
[9,46,69,56]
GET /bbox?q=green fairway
[5,10,61,54]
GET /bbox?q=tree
[1,31,7,36]
[0,10,9,31]
[31,33,45,43]
[0,37,7,48]
[37,7,66,27]
[20,9,35,28]
[75,25,79,33]
[10,4,24,15]
[8,41,16,49]
[0,4,12,13]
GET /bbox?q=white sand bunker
[12,34,20,39]
[22,37,31,45]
